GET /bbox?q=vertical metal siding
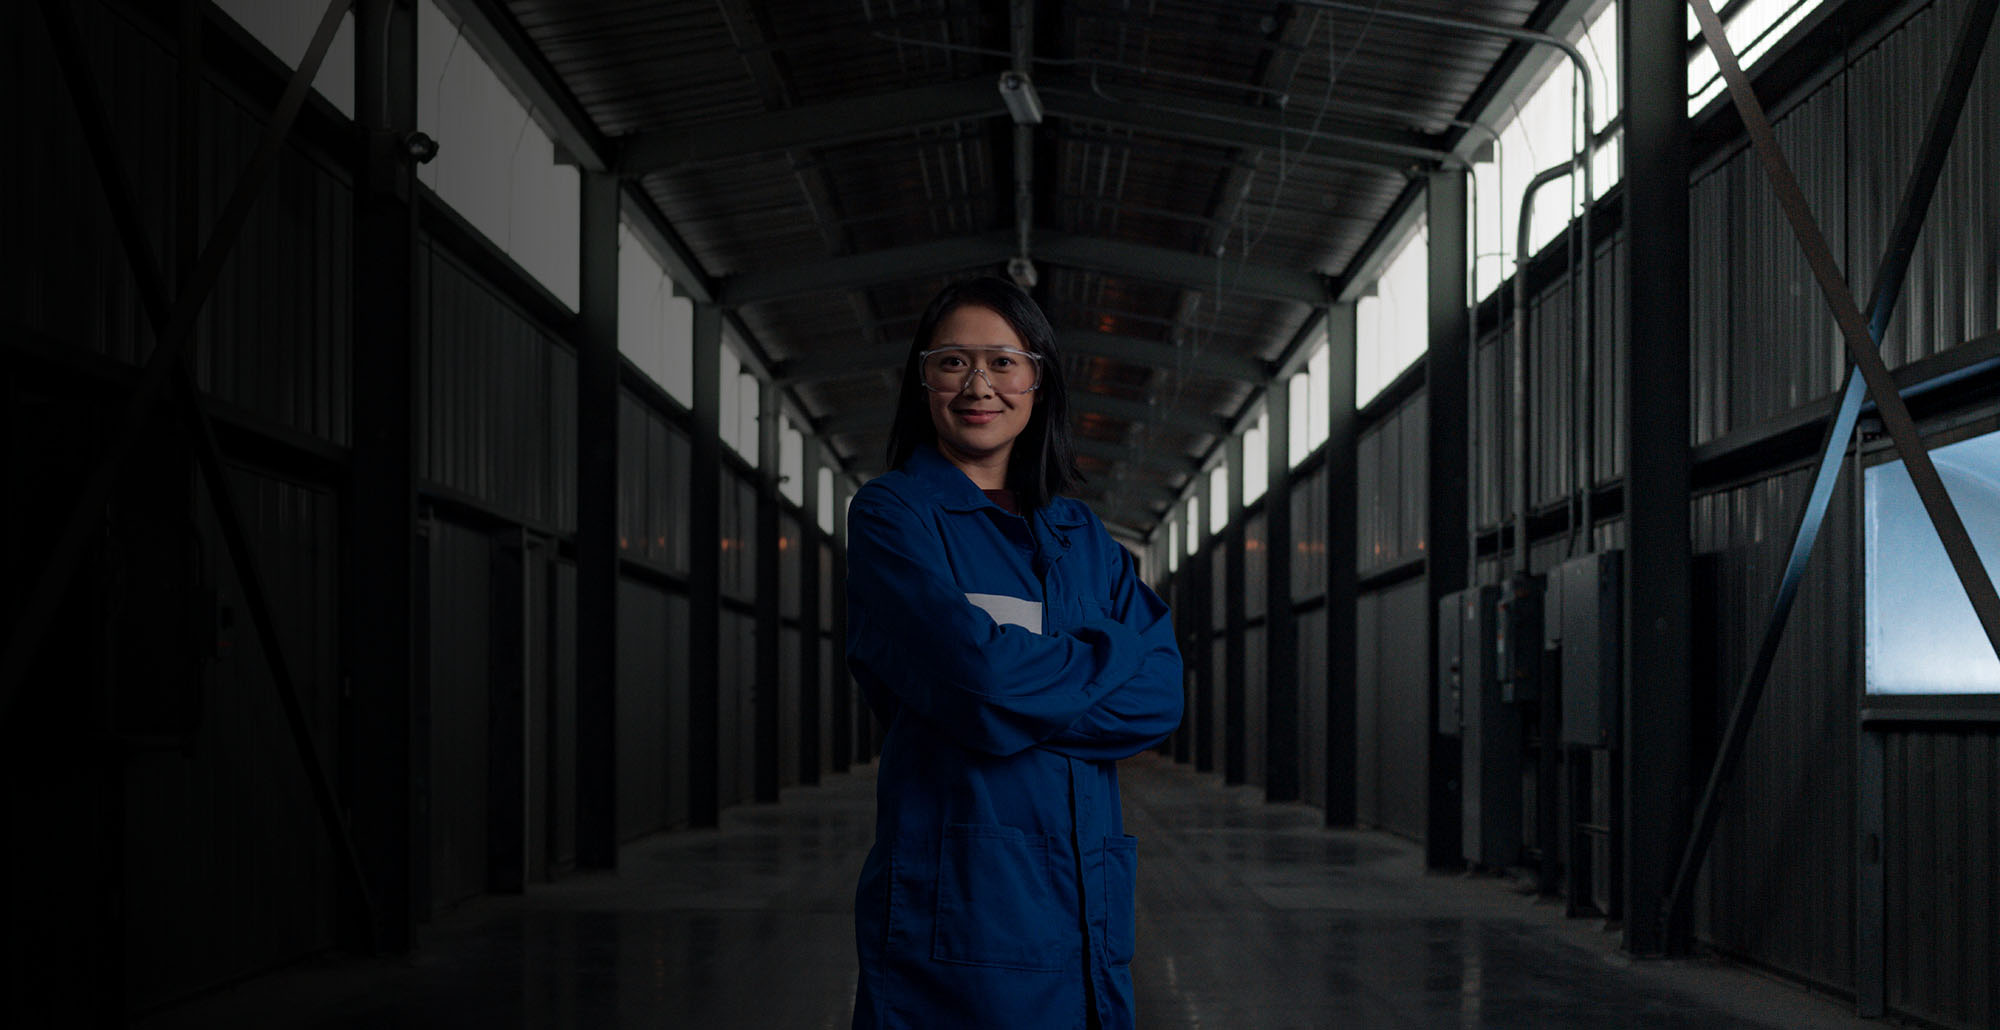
[1298,607,1329,810]
[1290,465,1327,602]
[1211,543,1229,632]
[781,626,802,787]
[1691,467,1856,992]
[1354,594,1381,826]
[1885,728,2000,1030]
[1849,0,2000,373]
[427,518,492,914]
[1243,511,1266,622]
[1372,576,1431,841]
[4,2,354,447]
[1531,275,1574,509]
[616,578,670,841]
[420,245,571,528]
[667,592,692,827]
[553,559,578,866]
[1402,393,1429,556]
[781,514,802,622]
[1244,623,1266,787]
[122,470,341,1007]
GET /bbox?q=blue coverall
[846,443,1185,1030]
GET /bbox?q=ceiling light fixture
[998,71,1043,125]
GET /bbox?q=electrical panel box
[1558,550,1623,749]
[1451,585,1520,867]
[1496,572,1544,703]
[1436,593,1464,737]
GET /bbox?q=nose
[958,366,998,397]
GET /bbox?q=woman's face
[925,304,1037,475]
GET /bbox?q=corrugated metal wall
[424,516,493,915]
[1362,578,1431,840]
[1678,3,1999,1020]
[6,0,863,1014]
[1885,728,1999,1030]
[1243,510,1268,787]
[1359,393,1428,575]
[419,246,578,532]
[1691,467,1857,990]
[124,469,342,1007]
[4,0,356,448]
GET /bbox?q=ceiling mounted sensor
[999,71,1043,125]
[1007,255,1038,289]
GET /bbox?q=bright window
[780,419,803,505]
[1356,219,1429,407]
[212,0,355,115]
[1185,496,1201,555]
[417,1,579,308]
[1307,343,1331,451]
[719,346,743,457]
[738,372,761,469]
[1209,463,1230,536]
[1865,430,2000,696]
[1688,0,1832,114]
[1168,518,1181,573]
[1472,2,1619,302]
[1243,409,1269,505]
[617,222,694,406]
[1288,370,1312,468]
[817,468,835,533]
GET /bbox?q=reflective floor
[143,754,1874,1029]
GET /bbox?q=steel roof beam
[1073,436,1200,477]
[724,234,1014,308]
[615,78,1004,174]
[1036,232,1331,304]
[1040,81,1454,169]
[1058,330,1268,383]
[724,232,1327,309]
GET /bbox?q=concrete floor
[142,754,1881,1029]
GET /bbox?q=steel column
[1325,303,1359,828]
[1193,471,1215,774]
[830,470,856,772]
[1223,435,1247,785]
[347,0,415,954]
[1662,0,2000,956]
[800,436,824,785]
[1620,0,1692,957]
[1425,170,1472,865]
[689,304,725,824]
[754,382,783,803]
[487,528,530,893]
[1265,385,1299,802]
[574,169,621,867]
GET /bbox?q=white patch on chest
[964,592,1044,634]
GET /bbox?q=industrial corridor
[4,0,1999,1027]
[135,756,1875,1029]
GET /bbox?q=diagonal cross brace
[1662,0,2000,945]
[12,0,377,944]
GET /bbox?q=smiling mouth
[952,408,1003,423]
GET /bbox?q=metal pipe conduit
[1514,160,1574,572]
[1301,0,1600,568]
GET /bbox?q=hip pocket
[1103,834,1138,966]
[932,824,1066,970]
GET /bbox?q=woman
[845,277,1184,1030]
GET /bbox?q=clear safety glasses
[918,346,1043,396]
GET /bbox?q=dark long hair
[885,277,1082,511]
